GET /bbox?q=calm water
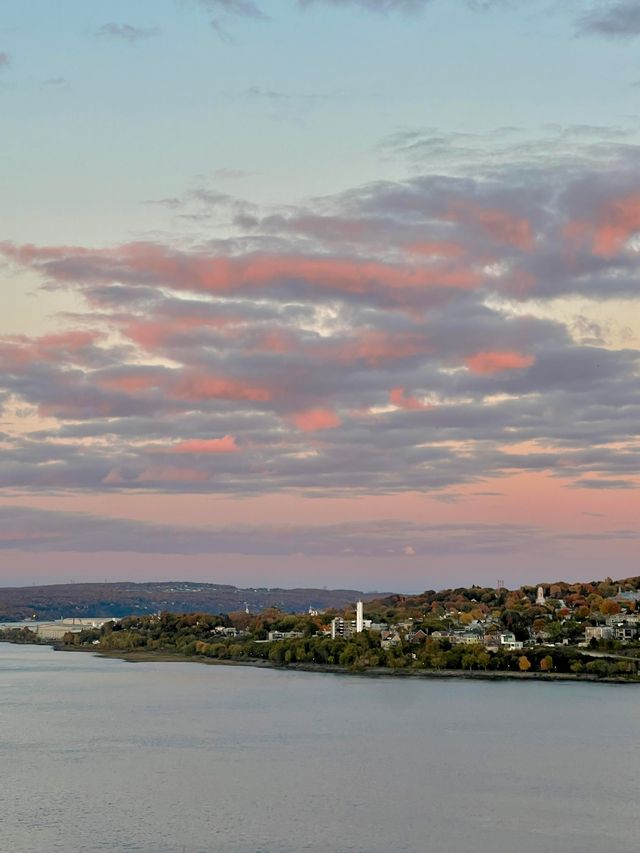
[1,644,639,853]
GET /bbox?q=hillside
[0,581,387,622]
[361,576,640,620]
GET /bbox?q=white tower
[356,600,364,633]
[536,586,545,606]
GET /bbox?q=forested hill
[0,581,387,622]
[362,576,640,620]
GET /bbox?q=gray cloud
[0,52,10,70]
[95,23,162,42]
[297,0,432,11]
[198,0,266,16]
[0,506,561,556]
[41,77,69,88]
[0,134,638,497]
[241,85,338,111]
[192,0,268,37]
[181,1,640,40]
[0,505,636,558]
[578,1,640,37]
[570,478,638,490]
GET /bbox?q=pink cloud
[249,329,297,353]
[98,371,164,394]
[121,314,241,350]
[36,330,100,351]
[446,202,534,251]
[38,399,123,419]
[290,408,342,432]
[170,436,239,454]
[122,320,193,350]
[172,374,272,403]
[464,350,535,374]
[565,191,640,257]
[406,240,466,259]
[0,241,482,303]
[0,330,102,372]
[389,386,428,410]
[329,330,428,365]
[98,369,272,406]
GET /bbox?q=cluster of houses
[584,614,640,643]
[316,587,640,653]
[325,602,527,652]
[376,625,525,652]
[13,584,640,656]
[194,585,640,652]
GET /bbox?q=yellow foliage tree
[518,655,531,672]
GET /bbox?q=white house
[499,632,524,651]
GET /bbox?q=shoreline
[57,645,640,684]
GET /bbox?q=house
[499,632,524,651]
[451,632,482,645]
[608,622,637,642]
[606,613,640,626]
[267,630,304,641]
[407,629,428,644]
[367,622,389,633]
[532,630,552,644]
[430,630,452,641]
[380,631,402,650]
[213,626,238,637]
[584,626,614,641]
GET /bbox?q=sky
[0,0,639,592]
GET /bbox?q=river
[1,643,638,852]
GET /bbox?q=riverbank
[57,645,640,684]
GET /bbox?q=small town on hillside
[268,583,640,654]
[3,577,640,679]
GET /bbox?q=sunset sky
[1,0,639,591]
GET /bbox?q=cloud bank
[1,135,639,500]
[2,506,636,557]
[188,0,640,39]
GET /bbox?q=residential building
[584,626,614,641]
[451,632,482,646]
[267,630,304,641]
[380,631,401,650]
[331,612,371,639]
[499,632,524,651]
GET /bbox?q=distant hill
[0,581,389,622]
[357,575,640,621]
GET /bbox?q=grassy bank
[59,645,640,683]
